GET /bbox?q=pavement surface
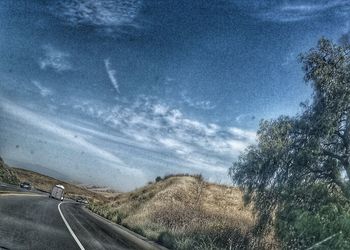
[0,185,164,250]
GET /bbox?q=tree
[300,38,350,198]
[229,38,350,242]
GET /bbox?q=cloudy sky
[0,0,349,190]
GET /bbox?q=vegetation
[230,38,350,249]
[0,156,19,185]
[89,174,277,249]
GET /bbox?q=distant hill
[6,159,72,182]
[80,185,121,198]
[13,167,107,201]
[89,174,277,249]
[0,155,108,201]
[0,156,19,185]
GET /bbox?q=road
[0,186,164,250]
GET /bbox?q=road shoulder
[81,206,168,250]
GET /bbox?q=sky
[0,0,349,191]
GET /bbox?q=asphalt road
[0,187,164,250]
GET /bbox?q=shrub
[133,226,145,237]
[157,231,176,249]
[276,185,350,249]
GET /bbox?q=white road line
[58,202,86,250]
[0,193,44,197]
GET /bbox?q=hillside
[0,156,20,185]
[89,174,277,249]
[81,185,121,198]
[0,156,109,201]
[13,167,107,201]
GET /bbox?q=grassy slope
[0,157,20,185]
[89,175,277,249]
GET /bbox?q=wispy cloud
[39,45,72,72]
[228,127,256,143]
[235,114,256,125]
[1,93,256,188]
[181,91,216,110]
[52,0,142,28]
[233,0,350,22]
[104,58,120,93]
[31,80,53,97]
[282,52,296,66]
[72,96,256,173]
[0,99,124,166]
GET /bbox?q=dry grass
[89,175,278,249]
[84,186,121,198]
[0,157,19,185]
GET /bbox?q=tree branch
[322,149,345,163]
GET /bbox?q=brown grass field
[89,174,278,249]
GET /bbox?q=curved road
[0,189,164,250]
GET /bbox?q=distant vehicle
[49,184,65,201]
[76,198,89,205]
[20,182,31,190]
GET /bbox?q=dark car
[20,182,32,190]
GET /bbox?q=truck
[50,184,65,201]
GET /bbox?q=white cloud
[164,77,175,85]
[228,127,257,143]
[181,91,216,110]
[282,52,296,66]
[31,80,53,97]
[153,103,169,116]
[0,94,256,188]
[1,99,125,167]
[53,0,142,28]
[39,45,72,72]
[235,113,256,125]
[232,0,350,22]
[104,58,120,93]
[71,96,256,173]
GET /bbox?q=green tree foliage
[276,184,350,249]
[229,38,350,248]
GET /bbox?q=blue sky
[0,0,349,190]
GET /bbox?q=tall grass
[88,175,278,249]
[0,158,19,185]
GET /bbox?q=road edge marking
[58,202,85,250]
[0,193,44,197]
